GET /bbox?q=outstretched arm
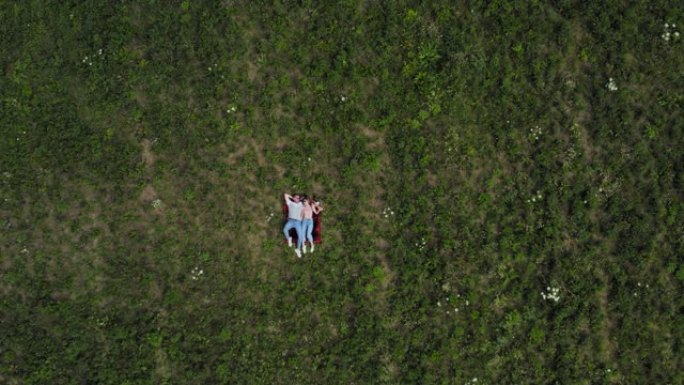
[312,203,323,214]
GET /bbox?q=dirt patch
[139,185,158,202]
[146,279,163,301]
[311,181,325,196]
[135,85,148,108]
[426,171,439,187]
[381,353,400,382]
[250,138,268,167]
[358,124,385,150]
[224,143,251,165]
[560,231,578,252]
[246,60,259,82]
[574,123,599,163]
[142,139,156,167]
[359,124,381,139]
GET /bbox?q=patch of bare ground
[270,102,289,121]
[458,164,486,190]
[573,122,601,163]
[139,185,158,203]
[380,353,400,382]
[560,230,579,252]
[224,143,251,165]
[310,181,325,196]
[249,138,268,167]
[134,84,148,108]
[246,60,259,82]
[141,138,156,167]
[358,124,383,142]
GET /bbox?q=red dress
[282,204,322,245]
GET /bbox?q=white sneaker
[310,244,314,253]
[295,248,302,258]
[287,238,293,248]
[302,245,308,254]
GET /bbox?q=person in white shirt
[283,193,304,257]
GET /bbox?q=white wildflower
[191,266,204,280]
[606,77,618,92]
[541,286,561,302]
[530,125,542,141]
[152,199,162,209]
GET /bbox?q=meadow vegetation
[1,1,683,384]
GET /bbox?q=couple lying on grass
[283,193,323,258]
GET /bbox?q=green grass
[1,1,683,384]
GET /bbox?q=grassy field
[1,1,683,384]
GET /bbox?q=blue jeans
[283,219,303,250]
[302,219,314,245]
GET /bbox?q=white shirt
[287,201,304,220]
